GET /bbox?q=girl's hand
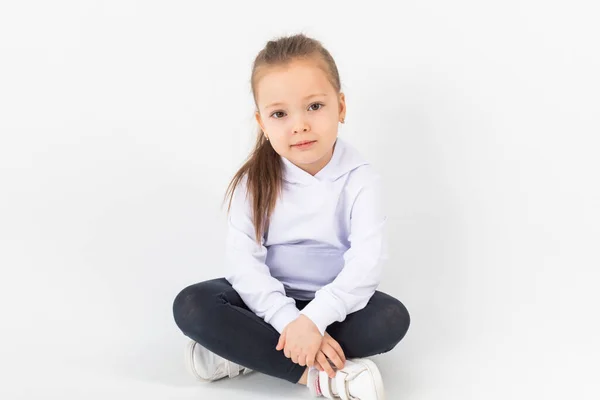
[276,315,323,368]
[314,332,346,378]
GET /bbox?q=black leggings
[172,278,410,383]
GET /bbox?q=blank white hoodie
[224,136,388,336]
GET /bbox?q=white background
[1,1,599,399]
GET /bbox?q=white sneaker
[185,340,253,382]
[308,358,385,400]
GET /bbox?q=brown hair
[222,33,342,244]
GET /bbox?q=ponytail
[223,128,283,244]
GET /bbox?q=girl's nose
[293,120,310,133]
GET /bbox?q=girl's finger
[317,351,335,378]
[328,338,346,363]
[321,343,344,370]
[306,349,319,363]
[297,351,306,366]
[276,330,286,351]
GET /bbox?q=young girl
[173,33,410,399]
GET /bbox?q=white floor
[1,334,415,400]
[3,328,596,400]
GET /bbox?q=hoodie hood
[280,137,369,185]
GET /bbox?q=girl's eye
[270,103,324,119]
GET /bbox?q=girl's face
[254,58,346,176]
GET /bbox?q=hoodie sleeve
[224,176,301,334]
[299,169,388,335]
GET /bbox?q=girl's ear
[255,111,266,132]
[338,92,346,121]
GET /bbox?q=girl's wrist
[298,314,320,332]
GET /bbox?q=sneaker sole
[185,340,212,382]
[356,358,386,400]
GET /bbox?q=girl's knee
[172,280,220,333]
[382,300,410,351]
[172,284,198,332]
[339,297,411,357]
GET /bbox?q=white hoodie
[224,137,388,336]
